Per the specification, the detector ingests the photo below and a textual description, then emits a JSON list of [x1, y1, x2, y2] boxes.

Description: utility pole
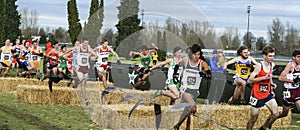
[[141, 9, 145, 26], [247, 6, 251, 50]]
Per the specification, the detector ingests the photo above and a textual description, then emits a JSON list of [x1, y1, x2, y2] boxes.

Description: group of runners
[[1, 38, 300, 129], [221, 45, 300, 130], [127, 44, 300, 130], [0, 39, 43, 78]]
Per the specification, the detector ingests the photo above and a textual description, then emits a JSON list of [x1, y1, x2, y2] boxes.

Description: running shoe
[[85, 99, 90, 106]]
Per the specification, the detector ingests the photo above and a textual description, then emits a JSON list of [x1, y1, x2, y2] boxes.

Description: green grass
[[0, 93, 100, 130], [1, 93, 298, 129]]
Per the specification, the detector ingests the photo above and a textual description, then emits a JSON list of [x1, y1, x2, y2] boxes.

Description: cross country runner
[[94, 39, 120, 90], [150, 46, 184, 105], [223, 45, 259, 105], [247, 46, 278, 130]]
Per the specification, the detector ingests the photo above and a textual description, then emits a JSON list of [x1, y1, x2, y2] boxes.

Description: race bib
[[249, 96, 258, 106], [283, 91, 291, 98], [187, 76, 196, 85], [259, 84, 268, 92], [32, 55, 38, 61], [4, 55, 9, 60], [82, 58, 87, 64], [241, 68, 248, 75], [102, 57, 108, 62], [25, 56, 29, 61]]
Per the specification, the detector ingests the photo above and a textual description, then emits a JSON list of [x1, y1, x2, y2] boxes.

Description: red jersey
[[68, 54, 73, 71], [46, 42, 52, 55], [50, 51, 59, 65], [251, 62, 272, 100]]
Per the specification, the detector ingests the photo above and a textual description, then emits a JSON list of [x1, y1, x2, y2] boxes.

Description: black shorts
[[184, 88, 200, 101], [250, 93, 274, 108], [47, 64, 58, 69]]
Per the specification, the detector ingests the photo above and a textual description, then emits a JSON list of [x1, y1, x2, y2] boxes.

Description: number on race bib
[[259, 84, 268, 92], [32, 56, 37, 61], [4, 55, 9, 60], [241, 68, 248, 75], [82, 58, 87, 64], [187, 76, 196, 85], [102, 57, 108, 62], [25, 56, 29, 61], [249, 96, 258, 106], [283, 91, 291, 98]]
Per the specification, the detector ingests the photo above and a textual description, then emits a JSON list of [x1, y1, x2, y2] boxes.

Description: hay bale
[[193, 105, 291, 129], [103, 89, 171, 106], [17, 85, 79, 105], [0, 78, 19, 93], [0, 77, 99, 93], [91, 104, 182, 129], [89, 104, 291, 129]]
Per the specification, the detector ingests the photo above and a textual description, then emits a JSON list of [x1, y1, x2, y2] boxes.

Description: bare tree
[[268, 18, 285, 54], [20, 7, 39, 38], [285, 22, 299, 54]]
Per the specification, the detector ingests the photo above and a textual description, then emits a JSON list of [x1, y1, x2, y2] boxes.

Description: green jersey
[[141, 54, 151, 68]]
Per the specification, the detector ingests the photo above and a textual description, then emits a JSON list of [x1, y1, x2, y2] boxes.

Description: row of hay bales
[[0, 78, 67, 93], [0, 78, 292, 129], [90, 104, 291, 129]]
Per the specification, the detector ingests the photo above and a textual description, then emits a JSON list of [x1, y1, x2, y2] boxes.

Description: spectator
[[152, 52, 158, 65], [217, 50, 226, 70], [209, 49, 223, 72]]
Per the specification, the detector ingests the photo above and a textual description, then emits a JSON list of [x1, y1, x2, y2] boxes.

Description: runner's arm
[[46, 49, 53, 58], [64, 46, 76, 54], [223, 57, 237, 69], [278, 63, 294, 83], [248, 64, 271, 83], [108, 47, 120, 60], [93, 46, 99, 51], [150, 58, 171, 71], [250, 56, 259, 65], [88, 45, 98, 59], [202, 61, 210, 71], [129, 51, 140, 56], [149, 43, 158, 53], [270, 64, 277, 90]]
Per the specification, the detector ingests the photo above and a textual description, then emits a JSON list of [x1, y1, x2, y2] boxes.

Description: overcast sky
[[16, 0, 300, 39]]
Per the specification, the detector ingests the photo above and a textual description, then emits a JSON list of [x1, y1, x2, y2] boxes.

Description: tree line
[[0, 0, 299, 56]]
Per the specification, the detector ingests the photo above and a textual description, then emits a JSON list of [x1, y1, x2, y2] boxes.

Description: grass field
[[0, 93, 100, 130], [1, 92, 300, 129]]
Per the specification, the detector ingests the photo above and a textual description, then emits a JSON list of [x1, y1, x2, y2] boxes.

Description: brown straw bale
[[17, 85, 79, 105]]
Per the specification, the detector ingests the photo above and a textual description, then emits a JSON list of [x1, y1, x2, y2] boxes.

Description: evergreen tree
[[115, 0, 143, 57], [4, 0, 21, 44], [40, 34, 47, 44], [67, 0, 82, 44], [82, 0, 104, 47], [0, 0, 5, 43]]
